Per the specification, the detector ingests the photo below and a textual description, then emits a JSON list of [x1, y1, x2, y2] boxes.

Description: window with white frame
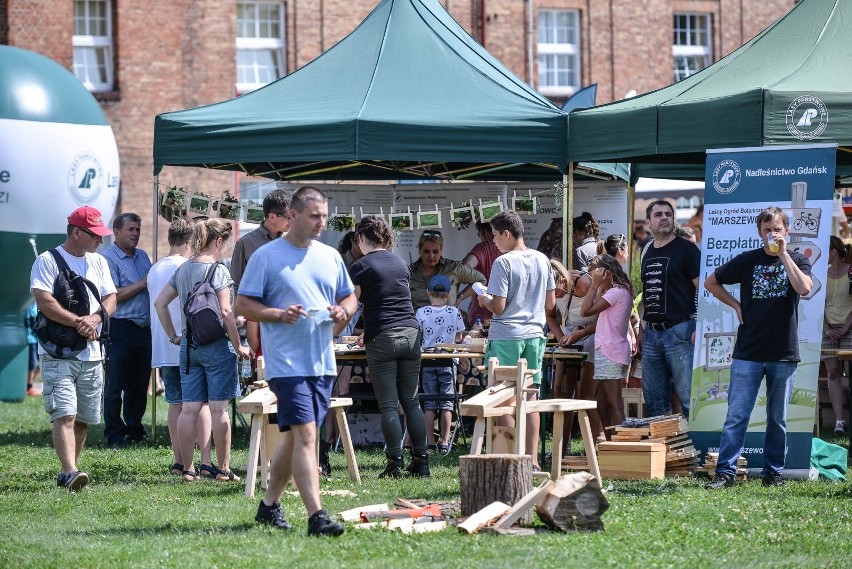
[[236, 2, 285, 94], [673, 13, 712, 82], [73, 0, 114, 92], [537, 9, 580, 97]]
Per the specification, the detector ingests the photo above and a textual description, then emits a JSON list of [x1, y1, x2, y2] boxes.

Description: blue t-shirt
[[238, 238, 354, 378]]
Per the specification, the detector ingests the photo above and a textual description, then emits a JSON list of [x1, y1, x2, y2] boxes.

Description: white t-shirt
[[416, 305, 465, 347], [148, 255, 187, 368], [30, 245, 117, 361]]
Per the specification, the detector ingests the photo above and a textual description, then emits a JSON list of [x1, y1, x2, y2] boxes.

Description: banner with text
[[691, 144, 836, 473]]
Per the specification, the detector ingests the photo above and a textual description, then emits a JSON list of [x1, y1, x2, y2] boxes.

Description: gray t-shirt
[[487, 249, 555, 340], [169, 261, 233, 335]]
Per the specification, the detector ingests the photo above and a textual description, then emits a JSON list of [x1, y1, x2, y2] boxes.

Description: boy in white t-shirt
[[416, 275, 465, 453]]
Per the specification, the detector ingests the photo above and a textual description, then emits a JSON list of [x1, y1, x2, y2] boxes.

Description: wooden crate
[[597, 442, 666, 480]]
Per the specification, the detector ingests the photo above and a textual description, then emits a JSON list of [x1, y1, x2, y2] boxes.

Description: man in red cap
[[30, 206, 117, 491]]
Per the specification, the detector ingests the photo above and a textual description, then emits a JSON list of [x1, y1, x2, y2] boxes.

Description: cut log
[[459, 454, 534, 525], [457, 501, 512, 534], [535, 472, 609, 532], [338, 503, 388, 523], [495, 480, 554, 528]]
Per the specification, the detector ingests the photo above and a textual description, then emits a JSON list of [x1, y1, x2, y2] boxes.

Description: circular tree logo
[[786, 96, 828, 140], [68, 152, 104, 204], [712, 159, 741, 195]]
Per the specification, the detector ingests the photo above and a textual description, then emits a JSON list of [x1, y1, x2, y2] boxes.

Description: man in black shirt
[[640, 200, 701, 417], [704, 207, 812, 489]]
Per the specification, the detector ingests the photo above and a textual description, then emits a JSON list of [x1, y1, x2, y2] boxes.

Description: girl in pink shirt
[[580, 254, 634, 437]]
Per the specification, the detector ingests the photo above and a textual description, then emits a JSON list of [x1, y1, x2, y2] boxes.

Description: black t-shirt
[[641, 237, 700, 322], [349, 250, 420, 342], [714, 248, 811, 362]]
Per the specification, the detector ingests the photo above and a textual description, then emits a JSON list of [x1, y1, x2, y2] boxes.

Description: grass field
[[1, 395, 851, 568]]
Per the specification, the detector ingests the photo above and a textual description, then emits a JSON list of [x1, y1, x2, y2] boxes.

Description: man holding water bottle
[[704, 206, 812, 489]]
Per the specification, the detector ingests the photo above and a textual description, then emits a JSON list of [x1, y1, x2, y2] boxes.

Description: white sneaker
[[834, 420, 846, 435]]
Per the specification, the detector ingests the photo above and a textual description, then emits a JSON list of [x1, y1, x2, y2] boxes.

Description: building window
[[673, 13, 712, 81], [537, 9, 580, 97], [236, 1, 285, 94], [73, 0, 114, 92]]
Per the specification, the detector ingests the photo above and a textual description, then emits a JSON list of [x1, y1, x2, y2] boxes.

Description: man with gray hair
[[102, 212, 153, 448]]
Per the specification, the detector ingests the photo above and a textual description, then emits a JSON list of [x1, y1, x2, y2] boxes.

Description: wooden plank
[[399, 521, 448, 534], [495, 481, 555, 528], [598, 441, 666, 452], [334, 406, 361, 484], [614, 426, 650, 435], [338, 504, 389, 523], [457, 501, 512, 534]]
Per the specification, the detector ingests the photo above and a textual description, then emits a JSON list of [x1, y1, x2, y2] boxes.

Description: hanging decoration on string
[[244, 200, 265, 224], [416, 205, 442, 230], [160, 185, 188, 222], [188, 191, 212, 217], [449, 201, 475, 230], [390, 207, 414, 231], [213, 191, 240, 220], [552, 181, 565, 213], [327, 207, 356, 232], [478, 197, 504, 223], [512, 189, 537, 216], [359, 207, 386, 224]]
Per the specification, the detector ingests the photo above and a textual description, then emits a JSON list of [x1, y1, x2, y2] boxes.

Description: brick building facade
[[2, 0, 795, 252]]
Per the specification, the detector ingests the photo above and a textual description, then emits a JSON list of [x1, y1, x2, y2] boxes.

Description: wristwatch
[[171, 334, 180, 344]]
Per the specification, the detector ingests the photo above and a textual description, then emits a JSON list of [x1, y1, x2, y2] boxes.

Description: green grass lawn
[[2, 395, 852, 568]]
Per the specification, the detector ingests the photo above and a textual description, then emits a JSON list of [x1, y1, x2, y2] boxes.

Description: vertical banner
[[691, 144, 836, 475]]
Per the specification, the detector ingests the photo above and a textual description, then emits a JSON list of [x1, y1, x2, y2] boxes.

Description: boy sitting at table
[[416, 275, 465, 453]]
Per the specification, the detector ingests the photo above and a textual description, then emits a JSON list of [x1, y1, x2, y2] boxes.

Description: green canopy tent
[[566, 0, 852, 182], [153, 0, 624, 184]]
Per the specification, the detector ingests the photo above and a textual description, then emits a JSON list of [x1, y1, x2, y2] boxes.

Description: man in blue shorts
[[236, 186, 357, 537], [475, 209, 555, 471]]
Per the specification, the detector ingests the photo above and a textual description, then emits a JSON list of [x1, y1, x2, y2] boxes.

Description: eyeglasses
[[75, 226, 99, 239], [421, 230, 442, 239], [270, 211, 289, 220]]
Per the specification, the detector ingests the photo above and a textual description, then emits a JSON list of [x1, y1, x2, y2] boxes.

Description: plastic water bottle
[[240, 339, 252, 380], [471, 317, 484, 338]]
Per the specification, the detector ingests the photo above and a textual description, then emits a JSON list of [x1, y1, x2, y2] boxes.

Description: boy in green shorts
[[475, 210, 556, 470]]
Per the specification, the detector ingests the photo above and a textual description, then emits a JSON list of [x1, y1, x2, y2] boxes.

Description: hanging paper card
[[512, 193, 537, 215], [417, 209, 442, 229], [188, 192, 212, 216], [359, 207, 386, 224], [449, 202, 475, 230], [215, 193, 240, 220], [390, 211, 414, 231], [478, 198, 503, 223], [162, 185, 187, 210], [244, 201, 265, 224], [328, 211, 356, 232]]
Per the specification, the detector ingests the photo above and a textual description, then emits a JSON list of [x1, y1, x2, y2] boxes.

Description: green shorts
[[484, 337, 546, 384]]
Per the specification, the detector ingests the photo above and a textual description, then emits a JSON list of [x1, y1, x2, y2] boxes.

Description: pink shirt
[[594, 287, 632, 365]]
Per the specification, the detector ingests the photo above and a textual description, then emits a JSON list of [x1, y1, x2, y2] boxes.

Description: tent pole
[[564, 166, 573, 269], [151, 175, 159, 442], [627, 175, 635, 264]]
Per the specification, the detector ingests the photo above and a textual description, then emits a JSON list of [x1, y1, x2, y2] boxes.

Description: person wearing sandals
[[349, 216, 430, 478], [154, 219, 250, 483], [236, 187, 355, 536], [148, 218, 213, 477]]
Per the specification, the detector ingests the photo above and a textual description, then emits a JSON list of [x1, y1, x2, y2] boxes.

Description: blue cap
[[428, 274, 452, 293]]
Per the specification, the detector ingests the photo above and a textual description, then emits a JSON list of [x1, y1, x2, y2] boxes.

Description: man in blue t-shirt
[[236, 187, 356, 537], [704, 207, 812, 490]]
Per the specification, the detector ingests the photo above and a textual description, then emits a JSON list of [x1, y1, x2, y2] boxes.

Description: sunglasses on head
[[618, 234, 626, 249], [422, 230, 442, 239]]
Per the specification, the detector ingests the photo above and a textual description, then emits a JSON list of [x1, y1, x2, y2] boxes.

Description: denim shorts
[[40, 355, 103, 424], [593, 348, 629, 381], [159, 365, 183, 405], [421, 366, 454, 411], [268, 375, 334, 432], [179, 337, 239, 403]]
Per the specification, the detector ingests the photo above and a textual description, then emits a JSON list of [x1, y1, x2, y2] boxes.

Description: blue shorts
[[28, 343, 39, 372], [159, 366, 183, 405], [179, 337, 239, 403], [421, 366, 454, 411], [268, 375, 334, 432]]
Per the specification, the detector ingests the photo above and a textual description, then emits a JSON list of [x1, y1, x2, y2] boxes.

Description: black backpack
[[183, 262, 227, 348], [34, 248, 110, 359]]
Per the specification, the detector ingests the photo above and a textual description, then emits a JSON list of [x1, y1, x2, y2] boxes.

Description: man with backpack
[[102, 213, 153, 448], [30, 206, 117, 491]]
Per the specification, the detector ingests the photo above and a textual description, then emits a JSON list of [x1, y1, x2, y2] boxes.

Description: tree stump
[[459, 454, 534, 525]]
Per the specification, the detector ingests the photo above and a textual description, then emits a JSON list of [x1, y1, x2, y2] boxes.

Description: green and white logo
[[67, 151, 103, 204], [785, 96, 828, 141]]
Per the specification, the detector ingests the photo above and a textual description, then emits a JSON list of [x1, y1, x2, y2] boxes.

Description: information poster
[[690, 144, 836, 474]]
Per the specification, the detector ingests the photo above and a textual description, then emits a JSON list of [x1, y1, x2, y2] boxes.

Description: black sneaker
[[404, 453, 431, 478], [255, 500, 292, 530], [57, 470, 89, 492], [762, 472, 786, 487], [378, 456, 403, 479], [706, 473, 735, 489], [307, 509, 344, 537]]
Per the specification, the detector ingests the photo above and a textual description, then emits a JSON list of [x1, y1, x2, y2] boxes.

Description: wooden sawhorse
[[525, 398, 601, 482], [237, 388, 360, 498]]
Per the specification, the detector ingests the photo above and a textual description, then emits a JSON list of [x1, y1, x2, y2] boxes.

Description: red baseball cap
[[68, 206, 112, 237]]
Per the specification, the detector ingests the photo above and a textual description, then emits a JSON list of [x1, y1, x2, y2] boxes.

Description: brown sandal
[[182, 470, 199, 482]]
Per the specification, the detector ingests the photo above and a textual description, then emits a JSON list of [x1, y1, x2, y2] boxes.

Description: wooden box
[[597, 442, 666, 480]]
